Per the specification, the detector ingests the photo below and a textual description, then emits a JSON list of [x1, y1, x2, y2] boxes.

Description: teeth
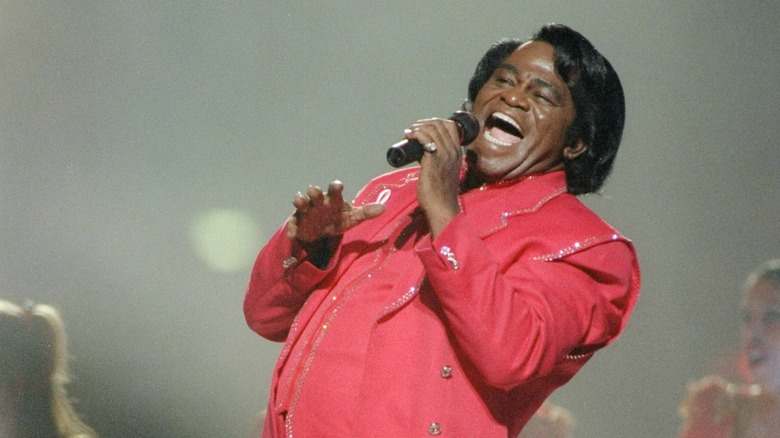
[[492, 112, 521, 134], [483, 130, 513, 146], [483, 111, 522, 147]]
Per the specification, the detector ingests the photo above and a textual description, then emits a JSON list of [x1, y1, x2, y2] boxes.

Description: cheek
[[534, 118, 572, 151], [473, 86, 497, 107], [534, 108, 572, 135], [740, 325, 750, 344], [766, 325, 780, 347]]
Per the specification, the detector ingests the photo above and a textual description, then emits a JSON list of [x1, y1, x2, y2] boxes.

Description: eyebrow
[[496, 63, 564, 102]]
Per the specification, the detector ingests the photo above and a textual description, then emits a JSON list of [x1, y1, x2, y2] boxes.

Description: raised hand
[[286, 180, 386, 243]]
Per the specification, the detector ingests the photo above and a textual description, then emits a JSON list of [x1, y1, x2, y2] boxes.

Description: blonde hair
[[744, 259, 780, 290], [0, 300, 96, 438]]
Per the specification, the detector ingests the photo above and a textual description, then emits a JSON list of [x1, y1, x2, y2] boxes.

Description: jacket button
[[440, 365, 453, 378], [428, 422, 442, 435]]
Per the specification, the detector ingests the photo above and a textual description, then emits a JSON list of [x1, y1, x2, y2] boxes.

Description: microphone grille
[[450, 111, 479, 145]]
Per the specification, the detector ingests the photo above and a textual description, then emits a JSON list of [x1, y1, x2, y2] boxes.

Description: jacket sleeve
[[243, 220, 341, 342], [415, 212, 638, 390], [242, 170, 398, 343]]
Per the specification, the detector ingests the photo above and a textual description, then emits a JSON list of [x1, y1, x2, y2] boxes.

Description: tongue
[[489, 126, 522, 144]]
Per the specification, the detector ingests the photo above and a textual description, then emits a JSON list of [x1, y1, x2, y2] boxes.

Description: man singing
[[245, 23, 640, 437]]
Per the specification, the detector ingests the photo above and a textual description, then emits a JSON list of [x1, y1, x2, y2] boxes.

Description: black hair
[[465, 24, 625, 194]]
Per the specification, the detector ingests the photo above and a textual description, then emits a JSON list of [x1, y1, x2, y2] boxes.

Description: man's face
[[467, 41, 584, 183]]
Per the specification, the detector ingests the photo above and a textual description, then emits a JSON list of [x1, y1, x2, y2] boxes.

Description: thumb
[[351, 203, 386, 224]]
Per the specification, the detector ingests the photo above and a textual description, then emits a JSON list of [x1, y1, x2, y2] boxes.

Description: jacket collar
[[459, 170, 568, 237]]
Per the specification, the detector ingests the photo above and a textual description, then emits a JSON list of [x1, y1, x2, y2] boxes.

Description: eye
[[493, 72, 514, 86], [763, 309, 780, 324], [534, 92, 552, 104]]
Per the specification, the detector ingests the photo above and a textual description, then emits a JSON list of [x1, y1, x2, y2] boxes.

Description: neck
[[459, 167, 548, 194], [458, 169, 484, 193]]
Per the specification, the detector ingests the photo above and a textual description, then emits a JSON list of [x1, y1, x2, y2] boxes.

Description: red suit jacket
[[245, 168, 640, 437]]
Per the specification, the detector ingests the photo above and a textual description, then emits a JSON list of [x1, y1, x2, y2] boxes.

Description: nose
[[501, 89, 529, 110], [744, 317, 764, 342]]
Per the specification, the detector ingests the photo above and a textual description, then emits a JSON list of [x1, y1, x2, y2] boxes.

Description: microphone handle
[[386, 139, 424, 168]]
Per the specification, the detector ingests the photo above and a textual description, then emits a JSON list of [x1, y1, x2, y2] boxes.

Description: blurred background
[[1, 1, 778, 437]]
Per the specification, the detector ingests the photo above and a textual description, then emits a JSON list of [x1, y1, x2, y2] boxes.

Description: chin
[[752, 369, 780, 394]]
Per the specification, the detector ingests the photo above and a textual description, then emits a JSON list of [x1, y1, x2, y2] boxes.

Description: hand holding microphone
[[386, 111, 479, 168]]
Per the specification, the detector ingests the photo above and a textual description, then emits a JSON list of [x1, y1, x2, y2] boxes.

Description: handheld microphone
[[386, 111, 479, 168]]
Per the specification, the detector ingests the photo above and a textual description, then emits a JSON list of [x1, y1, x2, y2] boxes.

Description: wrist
[[299, 236, 340, 269], [424, 207, 458, 240]]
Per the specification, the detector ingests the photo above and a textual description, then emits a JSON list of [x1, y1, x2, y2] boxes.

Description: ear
[[563, 140, 588, 160]]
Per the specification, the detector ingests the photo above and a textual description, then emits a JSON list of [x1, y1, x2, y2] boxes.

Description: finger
[[404, 123, 435, 144], [404, 128, 438, 159], [292, 191, 310, 213], [360, 203, 386, 220], [405, 120, 460, 154], [350, 203, 386, 225], [285, 216, 299, 239], [326, 180, 344, 206], [444, 118, 460, 140], [307, 185, 324, 207], [427, 119, 460, 150]]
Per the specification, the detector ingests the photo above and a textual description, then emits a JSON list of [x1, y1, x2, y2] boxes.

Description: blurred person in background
[[518, 401, 574, 438], [0, 300, 96, 438], [679, 259, 780, 437]]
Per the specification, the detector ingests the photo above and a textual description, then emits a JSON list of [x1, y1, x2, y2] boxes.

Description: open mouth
[[748, 349, 767, 366], [484, 112, 523, 147]]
